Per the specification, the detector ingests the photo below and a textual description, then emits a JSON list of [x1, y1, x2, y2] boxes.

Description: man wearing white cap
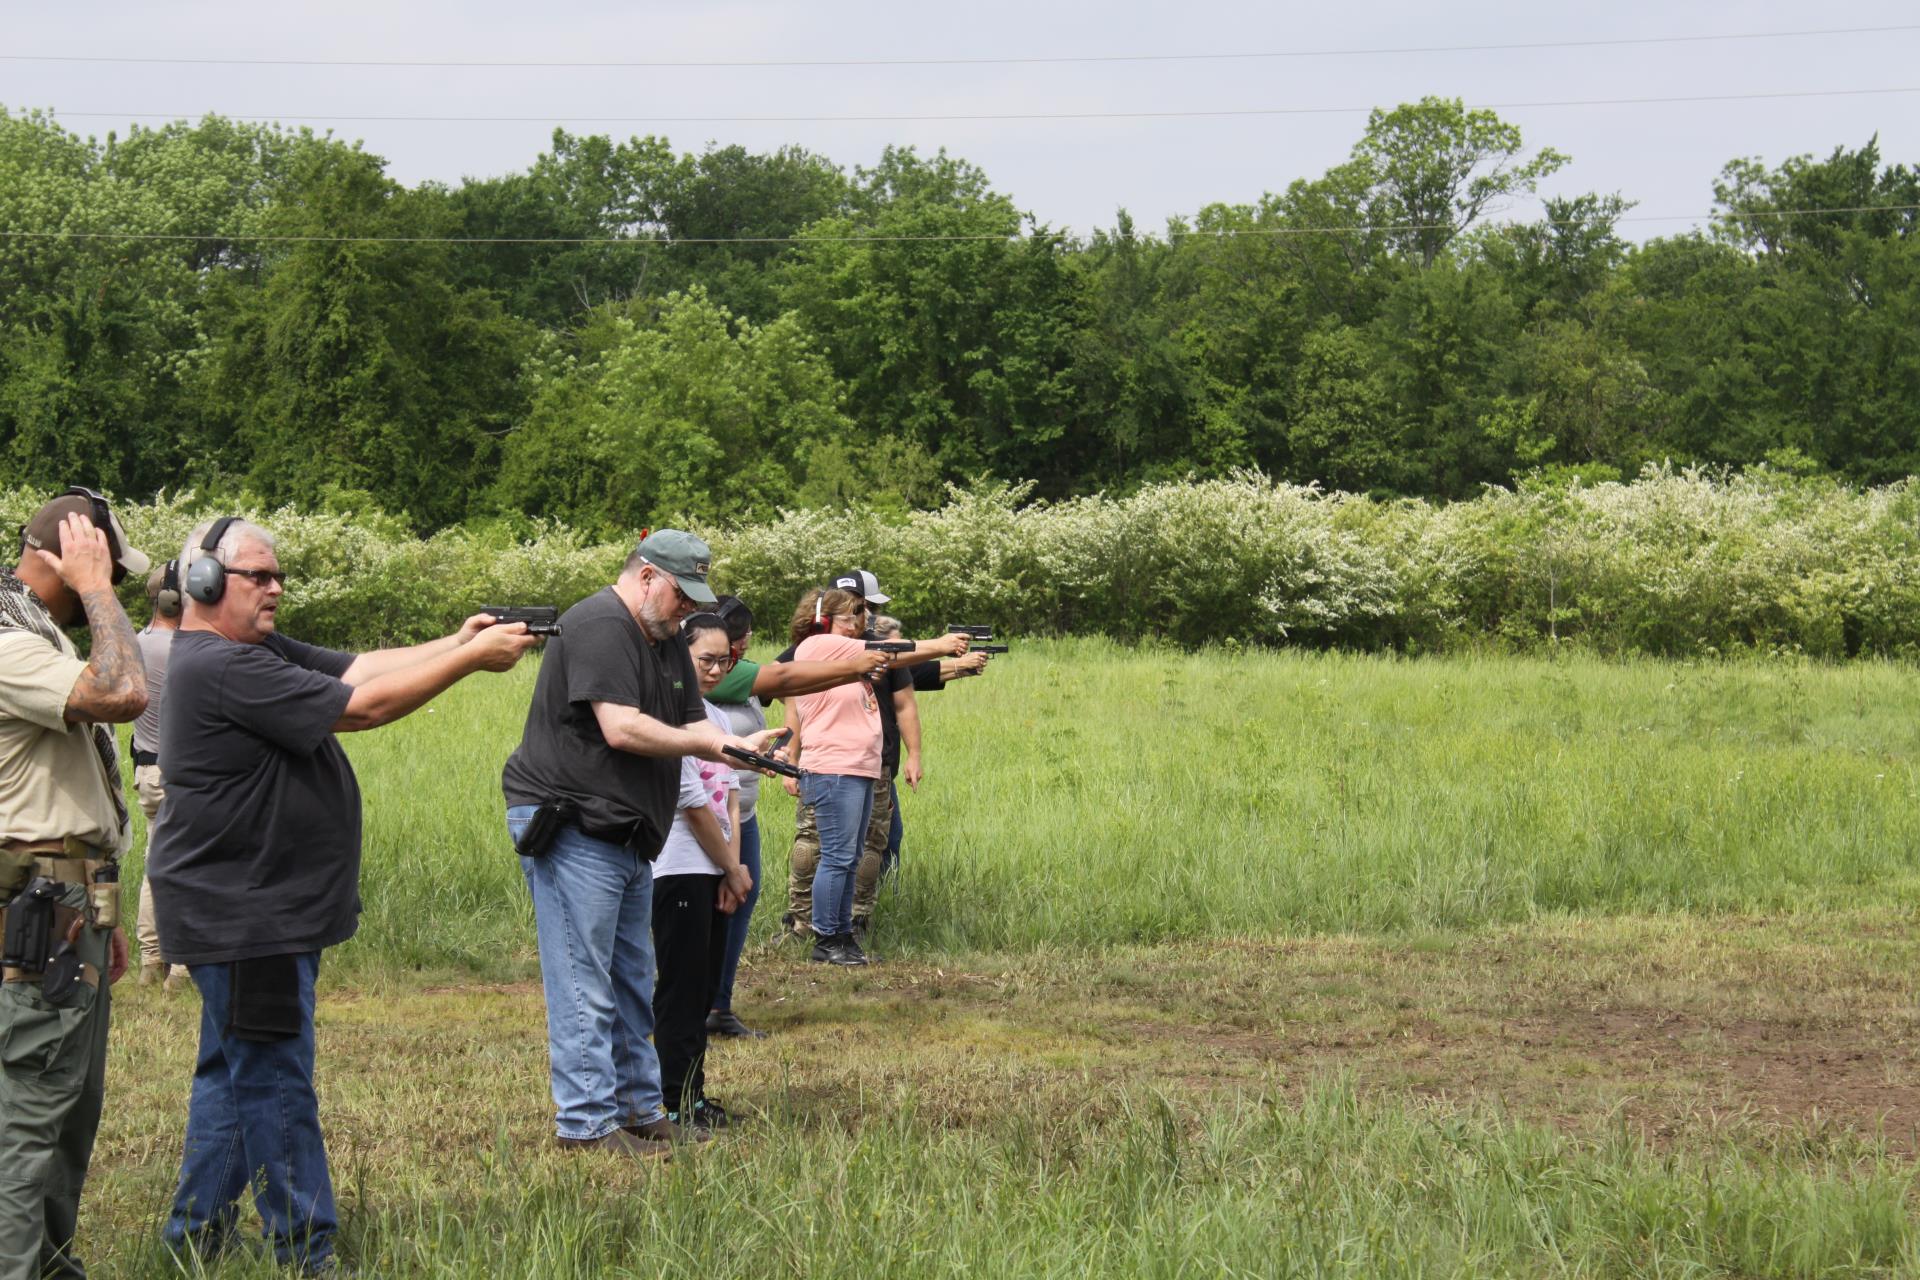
[[0, 487, 149, 1280]]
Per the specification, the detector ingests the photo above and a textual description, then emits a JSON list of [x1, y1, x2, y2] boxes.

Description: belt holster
[[1, 879, 60, 972]]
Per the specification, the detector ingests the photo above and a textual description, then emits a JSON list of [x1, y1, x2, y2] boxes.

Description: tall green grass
[[125, 642, 1920, 979], [109, 1080, 1916, 1278]]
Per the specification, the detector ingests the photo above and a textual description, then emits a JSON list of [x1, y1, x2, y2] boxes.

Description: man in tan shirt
[[0, 490, 148, 1280]]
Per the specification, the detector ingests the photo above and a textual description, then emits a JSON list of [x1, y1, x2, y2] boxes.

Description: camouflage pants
[[787, 769, 893, 935]]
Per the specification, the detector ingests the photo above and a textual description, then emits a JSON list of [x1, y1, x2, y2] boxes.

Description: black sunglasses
[[222, 567, 287, 589]]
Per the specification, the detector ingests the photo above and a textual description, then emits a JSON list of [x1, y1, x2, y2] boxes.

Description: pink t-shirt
[[792, 633, 882, 779]]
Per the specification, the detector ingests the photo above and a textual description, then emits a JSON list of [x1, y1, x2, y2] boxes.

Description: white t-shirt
[[651, 700, 739, 878]]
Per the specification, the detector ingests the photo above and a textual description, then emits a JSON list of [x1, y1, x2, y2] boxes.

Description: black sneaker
[[810, 933, 869, 966], [690, 1097, 732, 1130], [706, 1009, 768, 1039]]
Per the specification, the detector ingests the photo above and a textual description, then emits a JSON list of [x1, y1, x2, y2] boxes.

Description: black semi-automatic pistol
[[480, 605, 562, 636], [948, 624, 1008, 655], [722, 746, 803, 780]]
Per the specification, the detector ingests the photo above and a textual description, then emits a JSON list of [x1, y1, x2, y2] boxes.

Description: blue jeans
[[711, 812, 761, 1013], [804, 773, 875, 938], [507, 806, 665, 1139], [164, 952, 334, 1271]]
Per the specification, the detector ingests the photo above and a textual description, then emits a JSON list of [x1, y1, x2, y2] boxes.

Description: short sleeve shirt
[[707, 657, 758, 705], [789, 634, 882, 779], [146, 629, 358, 965], [0, 629, 125, 850], [501, 588, 704, 857], [653, 701, 740, 878], [130, 625, 173, 756], [707, 657, 765, 817]]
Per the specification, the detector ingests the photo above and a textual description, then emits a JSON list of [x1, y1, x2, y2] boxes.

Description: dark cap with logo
[[634, 529, 718, 604], [831, 568, 889, 605], [21, 489, 151, 585]]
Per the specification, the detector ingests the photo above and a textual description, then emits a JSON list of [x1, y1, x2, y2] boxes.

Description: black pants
[[651, 874, 727, 1113]]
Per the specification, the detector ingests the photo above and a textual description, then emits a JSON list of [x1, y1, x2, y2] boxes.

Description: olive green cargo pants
[[0, 893, 112, 1280], [786, 769, 894, 934]]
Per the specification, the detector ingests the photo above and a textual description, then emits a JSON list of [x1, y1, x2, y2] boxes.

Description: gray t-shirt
[[147, 629, 358, 965], [715, 694, 767, 820], [130, 624, 173, 757]]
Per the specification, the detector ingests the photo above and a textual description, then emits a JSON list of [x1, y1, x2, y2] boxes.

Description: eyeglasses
[[223, 567, 287, 589], [691, 652, 732, 671]]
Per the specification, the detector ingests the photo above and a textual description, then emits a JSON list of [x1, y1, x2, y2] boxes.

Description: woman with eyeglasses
[[647, 612, 753, 1132]]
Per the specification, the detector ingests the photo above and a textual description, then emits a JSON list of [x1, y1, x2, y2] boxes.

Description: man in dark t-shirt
[[148, 516, 538, 1273], [502, 530, 780, 1157]]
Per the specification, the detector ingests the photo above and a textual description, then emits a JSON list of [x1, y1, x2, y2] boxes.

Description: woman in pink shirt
[[784, 587, 883, 965]]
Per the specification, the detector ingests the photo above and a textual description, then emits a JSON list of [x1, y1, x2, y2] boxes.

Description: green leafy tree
[[775, 147, 1080, 494], [492, 287, 857, 530], [1350, 97, 1569, 270], [207, 141, 532, 528]]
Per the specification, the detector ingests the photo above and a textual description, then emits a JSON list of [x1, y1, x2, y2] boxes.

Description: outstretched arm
[[342, 613, 502, 686], [336, 624, 537, 732], [751, 652, 890, 699]]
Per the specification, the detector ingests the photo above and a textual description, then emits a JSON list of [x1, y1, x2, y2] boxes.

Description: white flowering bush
[[9, 466, 1920, 656]]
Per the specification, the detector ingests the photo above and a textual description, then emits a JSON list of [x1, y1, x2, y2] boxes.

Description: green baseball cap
[[634, 529, 717, 604]]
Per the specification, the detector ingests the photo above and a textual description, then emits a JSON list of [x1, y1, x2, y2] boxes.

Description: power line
[[0, 206, 1910, 249], [35, 85, 1920, 127], [3, 23, 1915, 70]]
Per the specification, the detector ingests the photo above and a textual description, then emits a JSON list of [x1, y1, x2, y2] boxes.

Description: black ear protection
[[184, 517, 240, 605], [62, 486, 126, 584], [155, 559, 183, 618]]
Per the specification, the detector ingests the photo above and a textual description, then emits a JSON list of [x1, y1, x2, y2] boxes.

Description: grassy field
[[89, 643, 1920, 1276]]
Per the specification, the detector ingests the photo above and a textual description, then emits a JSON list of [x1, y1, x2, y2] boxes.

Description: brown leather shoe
[[555, 1129, 670, 1160]]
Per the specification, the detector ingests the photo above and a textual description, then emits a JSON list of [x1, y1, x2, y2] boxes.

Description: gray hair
[[181, 519, 275, 570], [873, 614, 903, 638]]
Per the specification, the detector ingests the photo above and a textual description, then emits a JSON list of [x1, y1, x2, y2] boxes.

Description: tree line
[[1, 99, 1915, 533]]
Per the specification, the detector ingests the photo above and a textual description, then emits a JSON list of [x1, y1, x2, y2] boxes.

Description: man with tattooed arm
[[0, 490, 150, 1280]]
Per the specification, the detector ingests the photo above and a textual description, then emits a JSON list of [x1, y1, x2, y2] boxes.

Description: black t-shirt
[[502, 588, 703, 857], [774, 641, 917, 773], [147, 629, 359, 965]]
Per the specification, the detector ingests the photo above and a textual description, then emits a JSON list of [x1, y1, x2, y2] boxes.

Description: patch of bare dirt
[[1112, 1006, 1920, 1155]]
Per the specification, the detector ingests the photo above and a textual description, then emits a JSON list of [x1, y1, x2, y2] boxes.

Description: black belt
[[131, 749, 159, 767]]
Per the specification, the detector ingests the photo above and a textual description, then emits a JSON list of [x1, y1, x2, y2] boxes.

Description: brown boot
[[139, 962, 164, 987], [626, 1114, 714, 1145], [163, 965, 190, 993], [555, 1129, 671, 1160]]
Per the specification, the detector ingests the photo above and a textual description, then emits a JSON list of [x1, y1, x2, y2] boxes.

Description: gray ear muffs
[[155, 559, 183, 618], [184, 517, 239, 605], [62, 486, 126, 584]]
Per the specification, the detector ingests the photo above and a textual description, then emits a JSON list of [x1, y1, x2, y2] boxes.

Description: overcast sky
[[5, 1, 1915, 240]]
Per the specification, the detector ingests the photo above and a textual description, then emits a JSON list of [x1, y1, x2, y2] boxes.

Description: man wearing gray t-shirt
[[131, 561, 187, 988]]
